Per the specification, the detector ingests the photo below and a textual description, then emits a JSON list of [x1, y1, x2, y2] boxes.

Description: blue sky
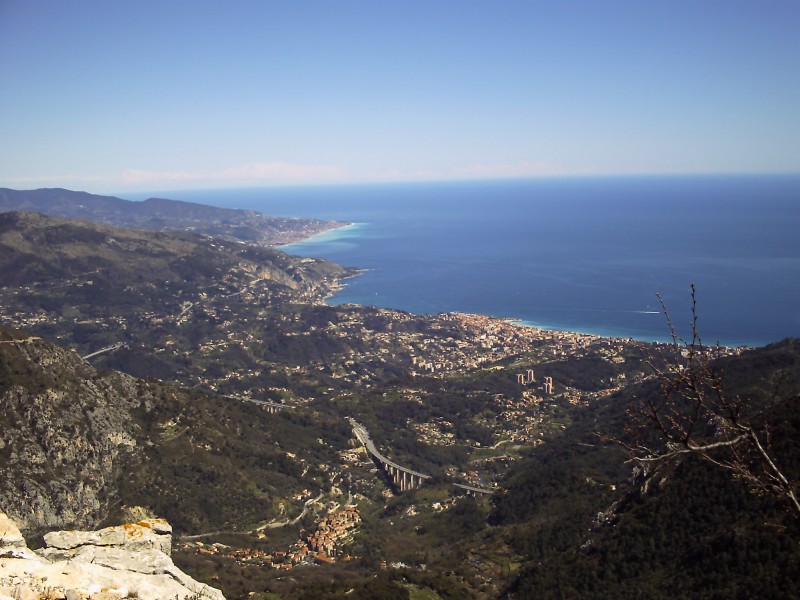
[[1, 0, 798, 193]]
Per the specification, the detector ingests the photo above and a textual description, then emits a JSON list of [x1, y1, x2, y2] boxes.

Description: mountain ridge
[[0, 202, 798, 598], [0, 187, 346, 246]]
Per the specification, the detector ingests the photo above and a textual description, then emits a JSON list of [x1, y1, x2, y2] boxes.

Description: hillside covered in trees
[[0, 206, 797, 598]]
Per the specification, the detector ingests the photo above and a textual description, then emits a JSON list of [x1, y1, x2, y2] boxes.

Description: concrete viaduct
[[349, 418, 430, 491], [225, 395, 292, 414], [349, 418, 492, 495], [81, 342, 125, 360]]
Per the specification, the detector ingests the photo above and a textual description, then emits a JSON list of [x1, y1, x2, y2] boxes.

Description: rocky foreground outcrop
[[0, 510, 223, 599]]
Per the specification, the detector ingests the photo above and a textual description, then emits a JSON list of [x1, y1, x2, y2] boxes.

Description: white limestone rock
[[0, 510, 25, 548], [0, 510, 39, 561], [0, 512, 224, 600], [44, 518, 172, 555]]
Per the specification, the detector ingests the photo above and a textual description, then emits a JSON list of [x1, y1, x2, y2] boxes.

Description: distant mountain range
[[0, 187, 346, 246]]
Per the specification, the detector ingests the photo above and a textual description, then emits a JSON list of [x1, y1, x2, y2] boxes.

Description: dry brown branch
[[621, 284, 800, 518]]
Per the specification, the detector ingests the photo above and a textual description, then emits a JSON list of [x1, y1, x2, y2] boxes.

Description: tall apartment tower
[[544, 376, 553, 395], [527, 369, 535, 383]]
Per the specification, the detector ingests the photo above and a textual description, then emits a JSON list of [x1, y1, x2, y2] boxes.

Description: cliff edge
[[0, 510, 224, 599]]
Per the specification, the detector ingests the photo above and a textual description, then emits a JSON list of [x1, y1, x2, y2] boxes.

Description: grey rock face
[[0, 336, 146, 535]]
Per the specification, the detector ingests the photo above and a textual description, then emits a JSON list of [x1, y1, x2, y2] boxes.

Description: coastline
[[318, 268, 370, 304], [277, 222, 364, 252], [260, 179, 791, 349], [508, 317, 672, 346], [324, 282, 751, 349], [287, 246, 758, 349], [304, 259, 755, 349], [147, 178, 799, 348], [319, 277, 760, 349]]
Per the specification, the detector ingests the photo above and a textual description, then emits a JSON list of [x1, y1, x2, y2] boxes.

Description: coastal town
[[1, 0, 797, 589], [0, 234, 748, 474], [0, 212, 759, 598]]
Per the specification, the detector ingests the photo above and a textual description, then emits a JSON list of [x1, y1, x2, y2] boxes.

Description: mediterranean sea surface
[[128, 175, 800, 347]]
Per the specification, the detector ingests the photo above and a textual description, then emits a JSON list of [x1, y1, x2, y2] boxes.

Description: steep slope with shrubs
[[494, 339, 800, 598], [0, 326, 342, 538]]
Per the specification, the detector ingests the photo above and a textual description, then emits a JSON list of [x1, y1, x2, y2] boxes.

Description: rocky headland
[[0, 187, 347, 247], [0, 202, 798, 598]]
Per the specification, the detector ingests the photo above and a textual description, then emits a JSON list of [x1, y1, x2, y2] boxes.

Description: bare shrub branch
[[621, 284, 800, 518]]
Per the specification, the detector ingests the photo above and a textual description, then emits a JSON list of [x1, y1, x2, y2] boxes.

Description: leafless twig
[[620, 284, 799, 518]]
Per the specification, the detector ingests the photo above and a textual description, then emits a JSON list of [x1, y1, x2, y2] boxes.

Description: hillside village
[[0, 208, 780, 600]]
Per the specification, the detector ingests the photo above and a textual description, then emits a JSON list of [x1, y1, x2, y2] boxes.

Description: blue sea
[[127, 175, 800, 347]]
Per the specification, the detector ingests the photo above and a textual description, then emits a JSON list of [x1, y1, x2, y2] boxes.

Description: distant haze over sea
[[125, 175, 800, 347]]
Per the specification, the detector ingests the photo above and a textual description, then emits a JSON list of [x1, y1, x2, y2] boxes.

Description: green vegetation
[[0, 209, 798, 599]]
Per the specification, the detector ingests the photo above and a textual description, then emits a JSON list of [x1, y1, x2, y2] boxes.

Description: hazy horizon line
[[4, 170, 800, 199]]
